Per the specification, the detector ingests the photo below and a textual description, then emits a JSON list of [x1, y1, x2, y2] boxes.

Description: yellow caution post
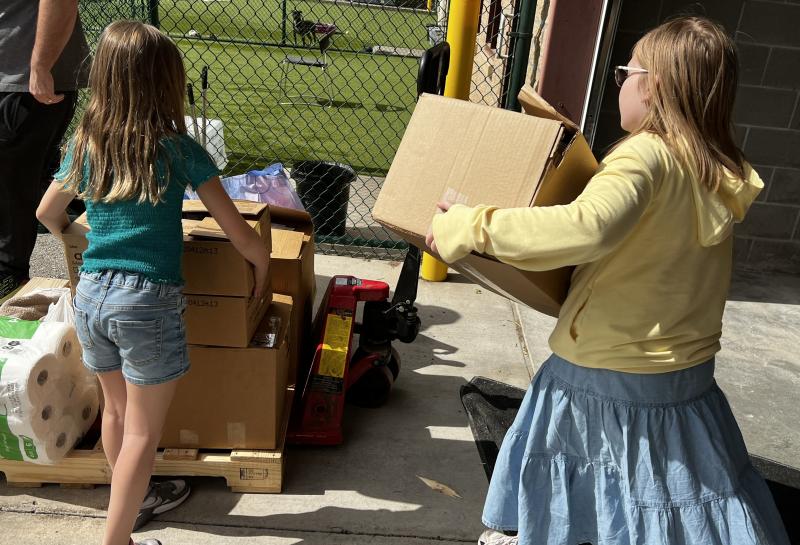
[[421, 0, 481, 282]]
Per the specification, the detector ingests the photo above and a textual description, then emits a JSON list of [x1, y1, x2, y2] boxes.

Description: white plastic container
[[185, 116, 228, 170]]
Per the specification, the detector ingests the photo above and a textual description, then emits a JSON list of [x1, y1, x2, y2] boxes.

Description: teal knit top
[[55, 135, 220, 285]]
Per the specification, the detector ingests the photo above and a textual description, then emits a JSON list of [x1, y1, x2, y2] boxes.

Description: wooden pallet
[[0, 390, 293, 494]]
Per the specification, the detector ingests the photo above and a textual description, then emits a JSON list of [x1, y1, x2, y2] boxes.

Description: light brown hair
[[630, 16, 746, 190], [62, 21, 187, 204]]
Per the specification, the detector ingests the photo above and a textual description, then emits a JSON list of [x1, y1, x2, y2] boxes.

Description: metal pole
[[442, 0, 480, 100], [148, 0, 160, 28], [420, 0, 480, 283], [282, 0, 288, 45], [502, 0, 535, 111]]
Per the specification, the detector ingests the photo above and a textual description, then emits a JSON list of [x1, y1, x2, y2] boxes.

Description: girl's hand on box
[[437, 200, 453, 213], [198, 177, 271, 301], [425, 200, 453, 254], [425, 231, 438, 255]]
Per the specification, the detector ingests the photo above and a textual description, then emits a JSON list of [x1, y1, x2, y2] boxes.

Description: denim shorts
[[73, 270, 189, 386]]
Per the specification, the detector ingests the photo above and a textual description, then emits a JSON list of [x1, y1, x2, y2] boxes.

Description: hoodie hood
[[690, 162, 763, 247]]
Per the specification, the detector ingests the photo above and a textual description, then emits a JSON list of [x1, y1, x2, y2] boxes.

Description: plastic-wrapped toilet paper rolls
[[20, 415, 80, 464], [5, 383, 66, 440], [30, 322, 82, 371], [67, 385, 99, 430], [0, 350, 63, 408]]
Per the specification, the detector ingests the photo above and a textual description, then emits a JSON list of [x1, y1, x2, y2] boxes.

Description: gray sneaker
[[134, 540, 162, 545], [478, 530, 518, 545], [133, 479, 191, 531]]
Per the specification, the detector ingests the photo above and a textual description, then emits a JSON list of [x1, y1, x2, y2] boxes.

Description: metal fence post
[[282, 0, 288, 45], [502, 0, 535, 111], [148, 0, 160, 28]]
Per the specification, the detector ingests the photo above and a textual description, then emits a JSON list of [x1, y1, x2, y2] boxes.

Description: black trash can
[[293, 161, 355, 237]]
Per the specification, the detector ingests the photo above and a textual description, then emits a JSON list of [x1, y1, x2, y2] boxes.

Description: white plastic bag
[[41, 290, 74, 326]]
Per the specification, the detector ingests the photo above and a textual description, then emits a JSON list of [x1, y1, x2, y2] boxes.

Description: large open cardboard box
[[372, 87, 598, 316], [269, 207, 315, 385], [181, 200, 271, 297], [161, 295, 293, 450]]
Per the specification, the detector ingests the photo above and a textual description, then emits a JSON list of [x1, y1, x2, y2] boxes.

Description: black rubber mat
[[459, 376, 525, 482]]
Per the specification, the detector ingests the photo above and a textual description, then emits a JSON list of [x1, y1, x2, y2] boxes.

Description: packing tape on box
[[180, 429, 200, 446], [227, 422, 246, 446]]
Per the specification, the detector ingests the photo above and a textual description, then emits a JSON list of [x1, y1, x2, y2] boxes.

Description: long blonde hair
[[62, 21, 187, 204], [629, 16, 745, 191]]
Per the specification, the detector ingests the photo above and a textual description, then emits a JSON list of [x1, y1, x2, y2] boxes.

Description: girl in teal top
[[37, 21, 270, 545]]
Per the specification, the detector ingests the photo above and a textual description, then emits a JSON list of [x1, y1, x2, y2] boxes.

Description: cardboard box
[[182, 200, 271, 297], [161, 295, 293, 450], [372, 89, 598, 316], [269, 206, 315, 385], [62, 217, 90, 291], [61, 200, 272, 298], [185, 289, 272, 348], [16, 277, 70, 295]]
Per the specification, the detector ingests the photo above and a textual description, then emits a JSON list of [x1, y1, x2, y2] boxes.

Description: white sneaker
[[478, 529, 519, 544]]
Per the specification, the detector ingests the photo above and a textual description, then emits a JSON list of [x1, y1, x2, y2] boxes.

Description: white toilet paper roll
[[66, 385, 100, 434], [5, 384, 64, 442], [0, 350, 63, 408], [31, 322, 82, 363], [21, 415, 79, 465]]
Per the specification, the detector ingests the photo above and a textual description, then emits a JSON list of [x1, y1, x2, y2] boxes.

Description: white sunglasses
[[614, 65, 649, 87]]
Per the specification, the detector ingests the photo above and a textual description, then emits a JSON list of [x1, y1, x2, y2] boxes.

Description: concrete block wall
[[593, 0, 800, 273]]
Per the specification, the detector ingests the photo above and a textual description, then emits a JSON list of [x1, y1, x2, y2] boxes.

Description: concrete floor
[[1, 236, 798, 544]]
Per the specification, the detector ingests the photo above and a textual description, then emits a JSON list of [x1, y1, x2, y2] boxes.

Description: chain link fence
[[76, 0, 524, 259]]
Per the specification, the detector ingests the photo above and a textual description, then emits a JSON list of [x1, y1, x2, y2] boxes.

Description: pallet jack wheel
[[347, 347, 401, 409]]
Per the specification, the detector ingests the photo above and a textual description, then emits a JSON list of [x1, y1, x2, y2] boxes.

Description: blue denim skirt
[[482, 354, 790, 545]]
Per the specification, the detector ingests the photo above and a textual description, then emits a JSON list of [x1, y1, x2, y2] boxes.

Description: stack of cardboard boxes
[[61, 200, 316, 451]]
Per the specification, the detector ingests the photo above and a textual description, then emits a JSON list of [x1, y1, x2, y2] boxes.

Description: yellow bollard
[[422, 252, 449, 281], [443, 0, 481, 101], [421, 0, 481, 282]]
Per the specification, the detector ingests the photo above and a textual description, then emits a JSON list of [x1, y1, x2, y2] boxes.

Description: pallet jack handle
[[386, 42, 452, 332]]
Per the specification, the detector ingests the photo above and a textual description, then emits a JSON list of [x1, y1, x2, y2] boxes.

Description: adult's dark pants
[[0, 91, 77, 280]]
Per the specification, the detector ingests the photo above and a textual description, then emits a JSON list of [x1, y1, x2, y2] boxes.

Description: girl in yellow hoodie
[[427, 17, 790, 545]]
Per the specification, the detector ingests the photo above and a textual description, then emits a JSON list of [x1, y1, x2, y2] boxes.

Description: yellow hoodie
[[432, 133, 763, 373]]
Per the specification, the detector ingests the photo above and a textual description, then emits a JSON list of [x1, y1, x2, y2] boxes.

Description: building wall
[[594, 0, 800, 273]]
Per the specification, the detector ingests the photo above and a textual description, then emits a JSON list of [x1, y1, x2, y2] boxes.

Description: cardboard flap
[[271, 228, 305, 259], [269, 205, 312, 224], [269, 205, 314, 236], [518, 85, 580, 133], [182, 219, 201, 237], [182, 199, 268, 217], [189, 217, 259, 240]]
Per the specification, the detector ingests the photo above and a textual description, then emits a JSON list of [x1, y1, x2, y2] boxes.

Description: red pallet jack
[[287, 246, 422, 445], [287, 42, 449, 446]]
